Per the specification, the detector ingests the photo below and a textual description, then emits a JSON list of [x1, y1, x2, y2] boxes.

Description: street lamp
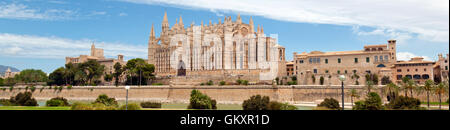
[[125, 86, 130, 110], [338, 75, 346, 110]]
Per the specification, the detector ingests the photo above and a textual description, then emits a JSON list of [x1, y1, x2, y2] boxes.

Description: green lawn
[[421, 102, 449, 106], [0, 106, 70, 110]]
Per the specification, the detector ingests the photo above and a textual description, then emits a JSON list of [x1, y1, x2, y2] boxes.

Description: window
[[353, 70, 357, 73], [375, 56, 378, 62], [397, 69, 402, 72], [407, 69, 410, 72], [366, 57, 370, 63], [325, 59, 328, 64], [415, 69, 418, 72], [397, 75, 402, 79], [338, 58, 341, 63], [345, 70, 348, 74], [325, 70, 329, 73], [309, 58, 312, 64], [384, 55, 388, 62], [354, 58, 358, 63], [446, 66, 448, 70], [300, 60, 304, 64], [424, 69, 427, 72], [314, 69, 317, 74], [317, 58, 320, 63], [379, 55, 383, 62]]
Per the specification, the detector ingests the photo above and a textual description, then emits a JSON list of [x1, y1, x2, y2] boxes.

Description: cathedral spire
[[237, 13, 242, 24], [150, 24, 155, 41], [163, 11, 168, 24], [162, 11, 169, 33], [257, 25, 260, 34], [249, 17, 254, 33], [179, 15, 183, 25]]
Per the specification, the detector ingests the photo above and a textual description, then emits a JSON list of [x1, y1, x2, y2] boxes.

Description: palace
[[148, 12, 286, 84], [293, 40, 397, 85]]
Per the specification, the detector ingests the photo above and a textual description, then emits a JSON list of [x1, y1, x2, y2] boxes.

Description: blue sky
[[0, 0, 448, 73]]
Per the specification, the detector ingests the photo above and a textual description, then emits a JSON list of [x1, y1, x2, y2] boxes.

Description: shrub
[[46, 97, 70, 107], [353, 92, 384, 110], [242, 95, 270, 110], [67, 85, 72, 90], [268, 101, 297, 110], [152, 83, 163, 86], [94, 94, 118, 107], [242, 80, 249, 85], [30, 86, 36, 93], [386, 96, 421, 110], [206, 80, 214, 86], [317, 98, 341, 110], [71, 102, 117, 110], [312, 75, 316, 84], [187, 89, 216, 109], [287, 81, 297, 85], [447, 99, 449, 104], [219, 81, 226, 86], [0, 99, 13, 106], [1, 88, 6, 91], [9, 92, 38, 106], [319, 76, 324, 85], [119, 103, 141, 110], [9, 86, 13, 92], [236, 79, 243, 85], [200, 83, 205, 86], [140, 102, 162, 108]]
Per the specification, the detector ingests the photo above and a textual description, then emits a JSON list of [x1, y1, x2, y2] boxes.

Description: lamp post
[[125, 86, 130, 110], [338, 75, 346, 110]]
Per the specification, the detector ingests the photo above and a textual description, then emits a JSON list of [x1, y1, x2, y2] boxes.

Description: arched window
[[377, 64, 386, 68], [413, 74, 421, 79], [405, 75, 412, 79], [422, 74, 430, 79]]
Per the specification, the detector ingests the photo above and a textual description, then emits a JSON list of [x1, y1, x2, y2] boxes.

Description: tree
[[381, 76, 391, 85], [351, 73, 360, 85], [317, 98, 341, 110], [311, 75, 316, 84], [82, 60, 105, 85], [319, 76, 324, 85], [0, 78, 4, 86], [419, 80, 434, 109], [434, 82, 449, 110], [365, 74, 379, 85], [14, 69, 48, 85], [383, 83, 399, 102], [242, 95, 270, 110], [113, 62, 124, 87], [349, 89, 360, 108], [353, 92, 383, 110], [48, 67, 66, 86], [125, 58, 155, 85], [104, 73, 113, 84], [401, 77, 416, 97], [365, 81, 374, 94], [188, 89, 217, 109], [9, 92, 38, 106]]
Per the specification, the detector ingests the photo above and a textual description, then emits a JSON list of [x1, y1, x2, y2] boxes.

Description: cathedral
[[148, 12, 286, 84]]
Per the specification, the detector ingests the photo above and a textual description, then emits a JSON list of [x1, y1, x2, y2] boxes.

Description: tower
[[388, 39, 397, 62], [249, 17, 254, 34], [161, 11, 170, 46], [148, 24, 156, 65], [90, 43, 95, 57]]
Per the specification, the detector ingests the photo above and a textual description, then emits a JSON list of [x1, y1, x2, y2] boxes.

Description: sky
[[0, 0, 448, 73]]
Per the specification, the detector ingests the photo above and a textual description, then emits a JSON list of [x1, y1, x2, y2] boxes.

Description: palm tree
[[434, 82, 449, 110], [401, 77, 415, 97], [384, 83, 399, 102], [365, 80, 374, 94], [348, 89, 360, 108], [419, 80, 434, 109]]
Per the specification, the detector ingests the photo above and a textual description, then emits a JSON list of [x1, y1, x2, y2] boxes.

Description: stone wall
[[0, 85, 447, 104]]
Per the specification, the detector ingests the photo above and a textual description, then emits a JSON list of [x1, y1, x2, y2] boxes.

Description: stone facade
[[65, 43, 126, 74], [1, 67, 20, 79], [286, 61, 294, 76], [148, 12, 286, 84], [293, 40, 397, 85], [393, 57, 435, 84], [436, 53, 449, 82], [1, 85, 447, 103]]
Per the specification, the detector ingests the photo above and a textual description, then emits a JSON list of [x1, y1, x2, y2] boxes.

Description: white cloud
[[0, 3, 76, 20], [119, 0, 449, 42], [90, 11, 107, 16], [397, 52, 433, 61], [119, 12, 128, 16], [0, 33, 147, 60]]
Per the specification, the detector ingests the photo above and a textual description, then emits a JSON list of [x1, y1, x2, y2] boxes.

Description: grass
[[0, 106, 70, 110], [421, 102, 449, 106]]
